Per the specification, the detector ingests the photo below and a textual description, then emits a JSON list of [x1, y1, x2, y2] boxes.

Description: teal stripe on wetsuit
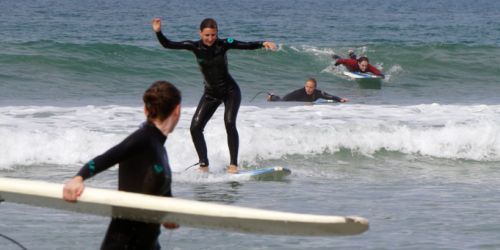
[[87, 160, 96, 175]]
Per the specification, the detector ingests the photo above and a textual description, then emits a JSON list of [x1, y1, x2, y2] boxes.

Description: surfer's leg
[[223, 84, 241, 173], [101, 219, 132, 250], [348, 49, 357, 59], [101, 219, 161, 250], [190, 93, 221, 169]]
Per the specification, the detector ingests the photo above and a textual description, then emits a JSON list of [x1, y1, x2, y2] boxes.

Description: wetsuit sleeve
[[367, 64, 382, 76], [319, 91, 342, 102], [225, 38, 264, 50], [268, 95, 281, 101], [155, 31, 197, 51], [282, 88, 304, 101], [334, 58, 349, 66], [76, 131, 145, 180]]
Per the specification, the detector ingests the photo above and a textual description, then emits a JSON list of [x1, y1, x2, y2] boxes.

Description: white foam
[[1, 103, 499, 170], [383, 64, 404, 82]]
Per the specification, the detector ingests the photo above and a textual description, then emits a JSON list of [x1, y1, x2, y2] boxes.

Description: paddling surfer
[[333, 55, 384, 78], [267, 78, 348, 102]]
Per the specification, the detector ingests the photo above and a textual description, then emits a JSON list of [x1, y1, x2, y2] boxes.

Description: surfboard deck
[[342, 71, 382, 89], [0, 177, 369, 236], [234, 166, 291, 181], [343, 71, 382, 79], [313, 98, 337, 104]]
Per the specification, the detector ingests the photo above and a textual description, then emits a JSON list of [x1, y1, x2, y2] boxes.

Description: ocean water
[[1, 0, 500, 249]]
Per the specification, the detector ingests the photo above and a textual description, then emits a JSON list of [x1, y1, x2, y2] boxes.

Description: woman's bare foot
[[198, 165, 209, 173], [227, 165, 238, 174]]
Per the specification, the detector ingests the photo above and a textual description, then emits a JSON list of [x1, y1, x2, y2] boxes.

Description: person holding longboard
[[63, 81, 181, 250], [152, 18, 276, 174]]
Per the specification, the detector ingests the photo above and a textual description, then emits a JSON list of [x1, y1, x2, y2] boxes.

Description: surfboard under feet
[[234, 166, 291, 181]]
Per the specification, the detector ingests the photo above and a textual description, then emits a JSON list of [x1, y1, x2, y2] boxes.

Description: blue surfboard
[[343, 71, 382, 79], [313, 98, 336, 104], [234, 167, 291, 181], [343, 71, 382, 89]]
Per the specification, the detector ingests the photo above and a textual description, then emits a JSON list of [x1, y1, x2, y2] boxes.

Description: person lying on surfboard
[[267, 78, 348, 102], [63, 81, 181, 250], [333, 55, 385, 78]]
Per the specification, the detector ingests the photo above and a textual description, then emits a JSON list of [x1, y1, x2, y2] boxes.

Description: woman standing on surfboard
[[63, 81, 181, 250], [152, 18, 276, 174]]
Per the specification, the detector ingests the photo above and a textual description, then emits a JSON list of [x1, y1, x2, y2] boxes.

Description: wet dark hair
[[357, 56, 369, 63], [143, 80, 182, 122], [200, 18, 218, 31], [306, 77, 317, 87]]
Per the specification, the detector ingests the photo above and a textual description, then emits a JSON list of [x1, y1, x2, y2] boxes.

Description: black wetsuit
[[269, 88, 342, 102], [156, 31, 264, 166], [76, 122, 171, 250]]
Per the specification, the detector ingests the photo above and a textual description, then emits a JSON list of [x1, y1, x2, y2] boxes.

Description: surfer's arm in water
[[267, 93, 281, 101], [281, 88, 307, 101], [318, 91, 349, 102], [366, 64, 384, 77], [266, 88, 304, 102]]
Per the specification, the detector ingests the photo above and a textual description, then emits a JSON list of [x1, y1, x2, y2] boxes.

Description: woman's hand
[[163, 222, 180, 230], [63, 176, 85, 202], [263, 41, 277, 51], [152, 18, 162, 32]]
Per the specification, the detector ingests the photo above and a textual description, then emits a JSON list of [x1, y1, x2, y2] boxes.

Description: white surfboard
[[343, 71, 382, 79], [234, 166, 291, 181], [0, 177, 368, 236]]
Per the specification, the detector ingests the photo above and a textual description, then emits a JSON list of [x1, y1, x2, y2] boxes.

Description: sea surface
[[1, 0, 500, 249]]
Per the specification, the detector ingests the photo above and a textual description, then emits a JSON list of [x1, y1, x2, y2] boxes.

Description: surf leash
[[164, 230, 174, 249], [0, 233, 27, 250], [249, 91, 272, 102], [184, 162, 201, 171]]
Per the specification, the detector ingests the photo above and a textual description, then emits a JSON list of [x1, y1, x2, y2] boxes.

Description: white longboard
[[0, 177, 368, 236], [343, 71, 382, 79]]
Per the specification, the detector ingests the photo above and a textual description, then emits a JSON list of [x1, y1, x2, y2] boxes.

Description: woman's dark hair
[[200, 18, 218, 31], [143, 80, 181, 122], [357, 56, 369, 63]]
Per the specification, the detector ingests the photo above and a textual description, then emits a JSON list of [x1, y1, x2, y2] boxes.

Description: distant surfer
[[152, 18, 277, 173], [267, 78, 348, 102], [63, 81, 181, 250], [333, 54, 384, 78]]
